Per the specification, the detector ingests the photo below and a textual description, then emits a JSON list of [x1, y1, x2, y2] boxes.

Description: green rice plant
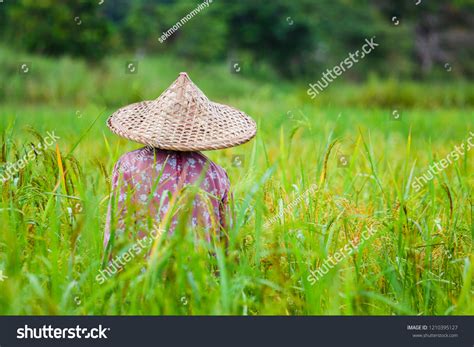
[[0, 47, 472, 315]]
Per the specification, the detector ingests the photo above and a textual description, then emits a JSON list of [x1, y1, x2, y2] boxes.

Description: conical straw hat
[[107, 72, 257, 151]]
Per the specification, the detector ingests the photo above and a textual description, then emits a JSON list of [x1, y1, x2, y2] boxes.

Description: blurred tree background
[[0, 0, 472, 79]]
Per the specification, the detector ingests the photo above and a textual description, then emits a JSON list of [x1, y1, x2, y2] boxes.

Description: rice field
[[0, 48, 472, 315]]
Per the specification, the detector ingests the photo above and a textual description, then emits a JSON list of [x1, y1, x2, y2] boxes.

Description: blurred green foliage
[[3, 0, 112, 61], [0, 0, 473, 79], [0, 45, 473, 108]]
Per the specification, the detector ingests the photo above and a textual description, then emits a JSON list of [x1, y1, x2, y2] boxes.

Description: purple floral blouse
[[104, 147, 231, 248]]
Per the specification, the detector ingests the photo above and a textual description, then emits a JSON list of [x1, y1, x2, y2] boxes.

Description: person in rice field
[[104, 72, 257, 249]]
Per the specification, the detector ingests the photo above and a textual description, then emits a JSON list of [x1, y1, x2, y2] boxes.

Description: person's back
[[105, 147, 230, 247]]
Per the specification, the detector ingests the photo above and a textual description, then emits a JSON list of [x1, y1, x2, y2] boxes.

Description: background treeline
[[0, 0, 473, 80]]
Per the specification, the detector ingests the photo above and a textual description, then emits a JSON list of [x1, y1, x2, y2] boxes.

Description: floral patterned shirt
[[104, 147, 231, 247]]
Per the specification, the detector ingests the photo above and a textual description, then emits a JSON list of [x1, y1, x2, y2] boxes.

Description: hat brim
[[107, 100, 257, 151]]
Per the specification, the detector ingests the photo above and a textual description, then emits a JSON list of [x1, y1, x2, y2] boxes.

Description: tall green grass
[[0, 47, 472, 315]]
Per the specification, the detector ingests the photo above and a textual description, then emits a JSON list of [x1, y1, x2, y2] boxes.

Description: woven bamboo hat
[[107, 72, 257, 151]]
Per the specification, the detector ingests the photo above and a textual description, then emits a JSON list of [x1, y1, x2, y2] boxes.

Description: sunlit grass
[[0, 95, 472, 315], [0, 46, 472, 315]]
